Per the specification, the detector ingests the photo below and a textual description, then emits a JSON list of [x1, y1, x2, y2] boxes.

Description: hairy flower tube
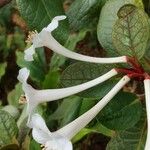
[[29, 75, 130, 150], [144, 79, 150, 150], [17, 67, 118, 122], [24, 15, 127, 64]]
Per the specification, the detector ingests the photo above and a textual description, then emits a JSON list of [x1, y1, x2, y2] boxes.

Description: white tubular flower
[[54, 75, 130, 139], [24, 15, 127, 64], [24, 16, 66, 61], [30, 114, 73, 150], [30, 76, 130, 150], [144, 79, 150, 150], [17, 67, 118, 121]]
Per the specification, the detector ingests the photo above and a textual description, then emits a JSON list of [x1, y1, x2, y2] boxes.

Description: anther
[[25, 30, 38, 44], [19, 95, 27, 104]]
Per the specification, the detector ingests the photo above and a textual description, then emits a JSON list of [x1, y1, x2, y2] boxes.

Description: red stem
[[115, 68, 135, 75], [126, 57, 144, 73]]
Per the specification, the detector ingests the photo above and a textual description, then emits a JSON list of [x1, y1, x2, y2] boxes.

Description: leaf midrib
[[126, 12, 137, 58]]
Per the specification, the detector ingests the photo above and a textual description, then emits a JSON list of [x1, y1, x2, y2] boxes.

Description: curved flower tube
[[55, 75, 130, 139], [144, 79, 150, 150], [29, 75, 130, 150], [24, 15, 127, 64], [17, 67, 118, 120]]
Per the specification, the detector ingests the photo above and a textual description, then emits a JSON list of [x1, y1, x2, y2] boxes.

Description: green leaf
[[97, 0, 143, 56], [98, 92, 142, 130], [16, 48, 47, 84], [112, 4, 149, 59], [42, 69, 60, 89], [67, 0, 106, 30], [61, 62, 117, 98], [78, 98, 97, 115], [16, 0, 69, 44], [0, 62, 7, 81], [0, 110, 18, 147], [7, 83, 23, 106], [48, 96, 82, 127], [106, 113, 146, 150]]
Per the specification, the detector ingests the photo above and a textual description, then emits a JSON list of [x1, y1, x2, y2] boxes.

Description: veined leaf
[[97, 0, 144, 56], [67, 0, 107, 30], [61, 62, 117, 99], [0, 110, 18, 147], [106, 112, 146, 150], [112, 4, 149, 59], [98, 92, 142, 130], [16, 0, 69, 44]]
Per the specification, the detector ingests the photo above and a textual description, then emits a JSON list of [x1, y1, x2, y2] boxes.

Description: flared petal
[[30, 114, 51, 144], [44, 15, 67, 32], [32, 128, 51, 144], [24, 15, 66, 62], [31, 114, 72, 150]]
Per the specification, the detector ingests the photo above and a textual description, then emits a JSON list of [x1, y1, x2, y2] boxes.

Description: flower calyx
[[116, 57, 150, 80]]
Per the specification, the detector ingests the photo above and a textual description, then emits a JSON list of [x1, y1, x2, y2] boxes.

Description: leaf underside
[[112, 4, 149, 59], [61, 62, 117, 99]]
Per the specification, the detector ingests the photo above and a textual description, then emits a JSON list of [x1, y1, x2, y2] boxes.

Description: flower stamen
[[19, 95, 27, 104], [26, 30, 38, 44]]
